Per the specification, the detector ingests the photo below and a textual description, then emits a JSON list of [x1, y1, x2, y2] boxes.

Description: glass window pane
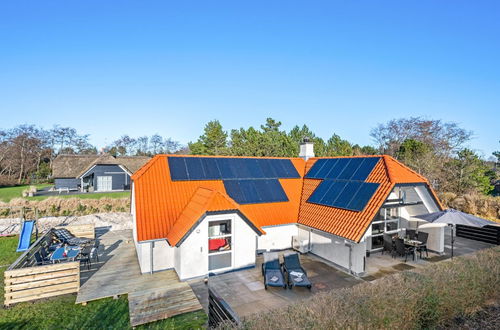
[[209, 253, 232, 271], [208, 237, 231, 253], [208, 220, 231, 237], [371, 236, 384, 250], [372, 223, 384, 235], [386, 221, 399, 232]]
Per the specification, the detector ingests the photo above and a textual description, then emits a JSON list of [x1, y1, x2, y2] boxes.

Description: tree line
[[189, 117, 498, 196], [0, 125, 181, 185], [1, 118, 498, 197]]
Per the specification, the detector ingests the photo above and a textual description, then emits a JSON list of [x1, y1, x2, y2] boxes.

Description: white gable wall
[[177, 212, 258, 280]]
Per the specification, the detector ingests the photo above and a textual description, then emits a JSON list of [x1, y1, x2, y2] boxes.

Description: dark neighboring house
[[52, 154, 150, 192]]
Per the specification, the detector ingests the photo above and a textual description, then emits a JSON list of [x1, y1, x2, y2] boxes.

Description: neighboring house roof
[[132, 154, 442, 244], [52, 154, 151, 178]]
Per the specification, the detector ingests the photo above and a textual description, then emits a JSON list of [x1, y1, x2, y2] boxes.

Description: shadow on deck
[[76, 229, 202, 327]]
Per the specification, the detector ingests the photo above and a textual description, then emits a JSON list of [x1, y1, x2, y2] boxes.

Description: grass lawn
[[0, 236, 207, 329], [0, 185, 52, 203], [28, 191, 131, 201], [0, 185, 130, 202]]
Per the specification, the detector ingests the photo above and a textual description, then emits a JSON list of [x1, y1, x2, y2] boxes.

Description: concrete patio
[[189, 251, 362, 318], [364, 233, 496, 280], [190, 234, 496, 319]]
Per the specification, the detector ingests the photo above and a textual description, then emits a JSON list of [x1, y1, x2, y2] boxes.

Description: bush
[[439, 192, 500, 222], [229, 247, 500, 330]]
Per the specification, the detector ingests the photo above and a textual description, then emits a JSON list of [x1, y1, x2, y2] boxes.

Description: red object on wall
[[209, 238, 227, 251]]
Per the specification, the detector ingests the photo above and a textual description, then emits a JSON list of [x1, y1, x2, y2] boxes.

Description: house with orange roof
[[131, 141, 443, 279]]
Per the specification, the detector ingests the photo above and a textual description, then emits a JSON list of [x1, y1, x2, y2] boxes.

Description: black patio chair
[[34, 251, 50, 265], [405, 229, 417, 240], [395, 238, 414, 262], [261, 252, 286, 290], [39, 247, 50, 261], [382, 233, 395, 257], [283, 252, 312, 290], [52, 228, 92, 246], [93, 239, 100, 262], [417, 231, 429, 258], [79, 246, 93, 270]]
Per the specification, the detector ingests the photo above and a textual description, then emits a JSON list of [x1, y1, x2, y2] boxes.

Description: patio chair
[[395, 238, 414, 262], [93, 239, 100, 262], [39, 247, 50, 260], [261, 252, 286, 290], [283, 252, 312, 290], [416, 231, 429, 258], [382, 233, 395, 257], [53, 228, 92, 246], [405, 229, 417, 240], [34, 251, 50, 265], [79, 246, 93, 270]]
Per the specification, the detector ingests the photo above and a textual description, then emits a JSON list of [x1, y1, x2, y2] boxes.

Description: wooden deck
[[76, 230, 202, 326]]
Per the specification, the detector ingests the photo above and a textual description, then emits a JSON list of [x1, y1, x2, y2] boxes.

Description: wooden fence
[[3, 224, 94, 306], [208, 288, 240, 328], [456, 224, 500, 245], [4, 261, 80, 306]]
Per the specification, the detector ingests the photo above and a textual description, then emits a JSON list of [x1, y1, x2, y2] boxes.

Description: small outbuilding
[[52, 154, 150, 192]]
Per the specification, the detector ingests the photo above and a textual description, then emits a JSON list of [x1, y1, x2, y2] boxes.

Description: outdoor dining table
[[50, 246, 81, 263], [404, 239, 422, 262]]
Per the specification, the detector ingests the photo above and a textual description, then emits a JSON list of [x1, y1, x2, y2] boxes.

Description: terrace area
[[190, 234, 495, 319]]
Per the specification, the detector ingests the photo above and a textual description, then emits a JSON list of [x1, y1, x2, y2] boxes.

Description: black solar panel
[[223, 179, 288, 204], [346, 182, 380, 211], [168, 157, 300, 181], [168, 157, 188, 180], [307, 179, 380, 212], [305, 157, 380, 180], [351, 157, 380, 181], [305, 158, 328, 178]]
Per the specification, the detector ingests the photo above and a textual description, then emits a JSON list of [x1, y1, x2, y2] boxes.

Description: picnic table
[[50, 246, 81, 263]]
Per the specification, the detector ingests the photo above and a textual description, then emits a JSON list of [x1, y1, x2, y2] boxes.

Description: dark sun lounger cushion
[[262, 252, 286, 289], [283, 252, 312, 289], [53, 228, 92, 246]]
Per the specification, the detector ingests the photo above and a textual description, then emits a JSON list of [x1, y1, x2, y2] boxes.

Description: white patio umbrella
[[414, 209, 495, 258]]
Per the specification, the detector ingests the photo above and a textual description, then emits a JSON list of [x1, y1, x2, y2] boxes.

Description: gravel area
[[0, 212, 132, 235]]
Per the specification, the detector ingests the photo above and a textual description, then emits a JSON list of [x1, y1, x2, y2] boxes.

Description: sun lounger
[[261, 252, 286, 290], [52, 228, 92, 246], [283, 252, 312, 290]]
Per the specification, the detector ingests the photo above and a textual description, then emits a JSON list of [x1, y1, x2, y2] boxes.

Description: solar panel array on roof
[[168, 157, 300, 181], [305, 157, 381, 212], [305, 157, 380, 181], [307, 179, 380, 211], [223, 179, 288, 204]]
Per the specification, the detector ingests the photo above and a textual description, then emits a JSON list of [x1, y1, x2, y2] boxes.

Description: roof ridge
[[131, 155, 163, 181], [384, 155, 429, 183]]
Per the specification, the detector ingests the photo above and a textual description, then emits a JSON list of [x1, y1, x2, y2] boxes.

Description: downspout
[[345, 241, 353, 275], [150, 241, 154, 274]]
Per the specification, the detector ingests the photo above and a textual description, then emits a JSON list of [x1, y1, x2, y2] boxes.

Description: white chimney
[[299, 138, 315, 160]]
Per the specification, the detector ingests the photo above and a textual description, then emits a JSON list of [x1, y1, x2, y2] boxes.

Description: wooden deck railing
[[4, 261, 80, 306], [208, 287, 240, 328], [3, 224, 95, 306]]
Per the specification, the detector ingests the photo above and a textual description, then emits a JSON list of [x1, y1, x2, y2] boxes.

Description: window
[[208, 219, 232, 271], [370, 206, 400, 251]]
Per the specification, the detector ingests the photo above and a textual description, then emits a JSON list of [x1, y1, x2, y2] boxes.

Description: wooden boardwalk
[[76, 230, 202, 326]]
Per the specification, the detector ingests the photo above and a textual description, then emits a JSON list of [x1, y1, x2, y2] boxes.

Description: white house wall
[[177, 212, 258, 280], [298, 225, 366, 275], [257, 223, 298, 251], [414, 185, 440, 213]]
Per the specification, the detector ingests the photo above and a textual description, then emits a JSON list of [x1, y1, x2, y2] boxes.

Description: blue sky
[[0, 1, 499, 157]]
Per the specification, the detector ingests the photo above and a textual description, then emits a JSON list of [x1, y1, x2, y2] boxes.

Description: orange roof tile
[[133, 155, 304, 242], [133, 154, 442, 244]]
